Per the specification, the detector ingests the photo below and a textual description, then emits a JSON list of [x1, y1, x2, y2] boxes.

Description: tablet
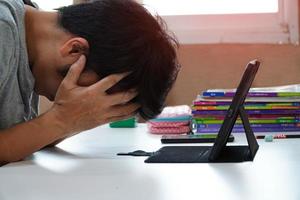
[[208, 60, 259, 161], [145, 60, 260, 163]]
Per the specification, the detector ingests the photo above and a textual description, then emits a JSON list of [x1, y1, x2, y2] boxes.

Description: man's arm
[[0, 55, 139, 165], [0, 110, 65, 165]]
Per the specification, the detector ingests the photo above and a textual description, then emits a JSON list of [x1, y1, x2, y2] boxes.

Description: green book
[[195, 118, 298, 124], [109, 117, 136, 128]]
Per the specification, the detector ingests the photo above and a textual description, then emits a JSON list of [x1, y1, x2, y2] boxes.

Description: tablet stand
[[238, 106, 259, 160], [213, 105, 259, 162], [144, 105, 259, 163]]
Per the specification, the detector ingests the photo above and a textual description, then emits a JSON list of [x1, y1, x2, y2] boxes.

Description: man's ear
[[60, 37, 89, 58]]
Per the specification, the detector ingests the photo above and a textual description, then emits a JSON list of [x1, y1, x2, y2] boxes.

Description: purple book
[[202, 91, 300, 97], [196, 126, 300, 133], [192, 109, 300, 115], [197, 123, 299, 129], [193, 101, 300, 106]]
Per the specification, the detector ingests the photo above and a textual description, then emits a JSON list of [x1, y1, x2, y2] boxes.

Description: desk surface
[[1, 124, 300, 200]]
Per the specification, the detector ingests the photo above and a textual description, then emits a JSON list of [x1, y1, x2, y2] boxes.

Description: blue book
[[202, 91, 300, 97]]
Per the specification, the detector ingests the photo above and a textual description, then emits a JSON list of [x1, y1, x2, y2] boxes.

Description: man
[[0, 0, 180, 165]]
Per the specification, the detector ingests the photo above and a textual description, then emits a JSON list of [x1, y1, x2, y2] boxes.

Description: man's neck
[[24, 6, 67, 67]]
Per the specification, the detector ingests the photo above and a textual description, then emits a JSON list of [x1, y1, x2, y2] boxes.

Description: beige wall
[[165, 44, 300, 106], [40, 44, 300, 113]]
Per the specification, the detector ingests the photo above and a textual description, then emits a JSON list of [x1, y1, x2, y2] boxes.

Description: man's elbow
[[0, 152, 24, 166], [0, 142, 23, 166], [0, 160, 9, 167]]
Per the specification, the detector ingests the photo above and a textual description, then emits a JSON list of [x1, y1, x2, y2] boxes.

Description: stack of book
[[192, 84, 300, 133]]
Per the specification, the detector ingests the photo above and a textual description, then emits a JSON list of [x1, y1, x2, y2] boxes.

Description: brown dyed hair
[[58, 0, 180, 120]]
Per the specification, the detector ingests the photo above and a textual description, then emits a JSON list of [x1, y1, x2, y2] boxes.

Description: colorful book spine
[[192, 114, 300, 120], [194, 118, 300, 124], [202, 92, 300, 97], [196, 126, 300, 133], [193, 101, 300, 106], [192, 105, 300, 110], [197, 96, 300, 102], [197, 123, 300, 129], [192, 109, 300, 115]]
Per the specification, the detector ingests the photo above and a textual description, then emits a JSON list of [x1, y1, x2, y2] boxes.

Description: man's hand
[[0, 56, 140, 163], [49, 55, 139, 136]]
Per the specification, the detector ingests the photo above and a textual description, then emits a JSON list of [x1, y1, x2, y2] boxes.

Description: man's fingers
[[63, 55, 86, 87], [108, 89, 138, 105], [90, 72, 131, 92], [107, 103, 140, 119]]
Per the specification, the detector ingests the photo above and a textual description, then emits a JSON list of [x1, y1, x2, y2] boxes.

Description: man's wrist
[[40, 108, 71, 138]]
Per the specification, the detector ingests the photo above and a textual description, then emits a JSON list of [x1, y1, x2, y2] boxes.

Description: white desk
[[1, 124, 300, 200]]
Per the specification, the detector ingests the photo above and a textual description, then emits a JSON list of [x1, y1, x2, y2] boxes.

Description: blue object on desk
[[264, 135, 274, 142]]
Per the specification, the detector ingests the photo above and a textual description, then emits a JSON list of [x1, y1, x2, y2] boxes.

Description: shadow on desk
[[210, 164, 249, 197]]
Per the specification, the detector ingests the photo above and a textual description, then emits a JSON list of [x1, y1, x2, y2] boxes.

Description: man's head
[[29, 0, 180, 120]]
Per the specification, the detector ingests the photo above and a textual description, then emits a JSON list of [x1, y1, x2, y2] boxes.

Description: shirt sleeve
[[0, 0, 21, 81], [0, 20, 15, 90]]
